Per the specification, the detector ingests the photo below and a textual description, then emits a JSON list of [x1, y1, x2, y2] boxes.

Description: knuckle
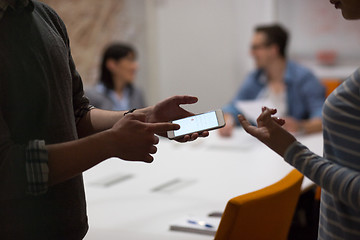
[[143, 125, 152, 133]]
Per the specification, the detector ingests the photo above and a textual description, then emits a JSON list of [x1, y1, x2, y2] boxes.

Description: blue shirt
[[223, 60, 325, 125], [94, 83, 131, 111], [86, 83, 146, 111]]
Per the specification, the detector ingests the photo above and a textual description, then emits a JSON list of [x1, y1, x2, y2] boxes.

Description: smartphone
[[167, 109, 225, 139]]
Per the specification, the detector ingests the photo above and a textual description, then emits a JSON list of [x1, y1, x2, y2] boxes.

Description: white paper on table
[[205, 128, 259, 151], [235, 99, 275, 123]]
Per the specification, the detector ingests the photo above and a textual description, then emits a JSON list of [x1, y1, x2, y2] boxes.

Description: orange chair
[[321, 78, 342, 97], [214, 169, 304, 240]]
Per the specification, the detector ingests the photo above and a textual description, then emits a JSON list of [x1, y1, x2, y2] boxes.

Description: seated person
[[220, 24, 325, 137], [86, 43, 146, 110]]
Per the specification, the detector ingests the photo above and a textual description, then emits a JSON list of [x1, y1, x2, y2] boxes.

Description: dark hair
[[255, 24, 289, 58], [100, 43, 137, 90]]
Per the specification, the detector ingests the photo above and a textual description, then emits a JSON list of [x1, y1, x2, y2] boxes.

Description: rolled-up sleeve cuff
[[25, 140, 49, 195], [74, 103, 94, 125]]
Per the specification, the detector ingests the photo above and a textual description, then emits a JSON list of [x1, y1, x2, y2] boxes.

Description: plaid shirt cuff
[[25, 140, 49, 195]]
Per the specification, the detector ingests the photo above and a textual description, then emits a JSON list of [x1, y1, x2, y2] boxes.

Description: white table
[[83, 129, 323, 240]]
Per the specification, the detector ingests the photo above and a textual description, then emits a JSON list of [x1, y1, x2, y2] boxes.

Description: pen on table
[[151, 178, 181, 192], [187, 219, 214, 228], [102, 174, 133, 187]]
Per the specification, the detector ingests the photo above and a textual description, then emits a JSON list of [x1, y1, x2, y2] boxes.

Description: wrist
[[284, 140, 300, 161], [101, 129, 119, 158], [271, 127, 297, 157], [280, 134, 297, 157], [124, 108, 136, 116], [138, 106, 154, 122]]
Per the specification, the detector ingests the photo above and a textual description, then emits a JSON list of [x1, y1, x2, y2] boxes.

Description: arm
[[77, 96, 209, 141], [50, 95, 210, 185], [3, 94, 195, 197], [47, 113, 178, 186], [76, 108, 126, 138], [284, 141, 360, 209], [0, 106, 178, 199], [239, 107, 360, 209]]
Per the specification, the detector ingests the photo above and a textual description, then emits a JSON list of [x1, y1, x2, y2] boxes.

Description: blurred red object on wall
[[316, 50, 338, 66]]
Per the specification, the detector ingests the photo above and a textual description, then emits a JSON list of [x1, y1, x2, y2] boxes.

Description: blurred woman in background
[[86, 43, 146, 110]]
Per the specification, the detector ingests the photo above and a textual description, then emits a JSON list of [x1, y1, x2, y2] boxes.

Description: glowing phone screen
[[172, 111, 218, 137]]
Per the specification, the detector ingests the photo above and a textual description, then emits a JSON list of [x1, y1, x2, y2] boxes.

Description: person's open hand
[[110, 113, 180, 162], [144, 95, 209, 142], [238, 107, 296, 157]]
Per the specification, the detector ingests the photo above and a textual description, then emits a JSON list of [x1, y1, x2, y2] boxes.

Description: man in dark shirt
[[0, 0, 207, 239]]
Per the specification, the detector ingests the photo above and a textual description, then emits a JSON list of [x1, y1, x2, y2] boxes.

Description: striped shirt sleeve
[[25, 140, 49, 195], [284, 141, 360, 210]]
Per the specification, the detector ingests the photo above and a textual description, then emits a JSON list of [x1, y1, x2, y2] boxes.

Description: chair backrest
[[214, 169, 304, 240], [321, 78, 342, 97]]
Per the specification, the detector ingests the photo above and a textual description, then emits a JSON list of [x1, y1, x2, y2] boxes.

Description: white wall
[[276, 0, 360, 60], [144, 0, 276, 113], [84, 0, 357, 111]]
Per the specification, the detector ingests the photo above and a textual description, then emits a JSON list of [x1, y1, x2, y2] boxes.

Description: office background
[[32, 1, 360, 238], [42, 0, 360, 113]]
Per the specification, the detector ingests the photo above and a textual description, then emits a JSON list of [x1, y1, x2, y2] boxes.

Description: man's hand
[[238, 107, 296, 157], [143, 95, 209, 142], [109, 113, 180, 162], [218, 113, 235, 137]]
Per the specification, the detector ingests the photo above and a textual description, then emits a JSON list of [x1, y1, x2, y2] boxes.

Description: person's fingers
[[174, 135, 191, 142], [258, 107, 276, 122], [272, 116, 285, 126], [238, 114, 252, 130], [261, 106, 277, 114], [128, 153, 154, 163], [198, 131, 209, 137], [171, 95, 198, 105], [146, 122, 180, 133], [172, 130, 209, 142], [152, 135, 160, 145], [126, 113, 147, 122], [149, 145, 158, 154], [200, 131, 209, 137], [190, 133, 199, 141], [144, 154, 154, 163]]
